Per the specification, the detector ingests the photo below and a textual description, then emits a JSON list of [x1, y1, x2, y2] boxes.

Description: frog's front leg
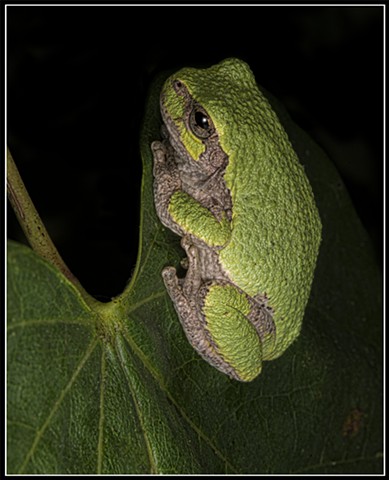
[[152, 140, 183, 236], [152, 140, 231, 248]]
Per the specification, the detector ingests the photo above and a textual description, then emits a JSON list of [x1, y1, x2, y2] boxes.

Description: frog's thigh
[[202, 284, 264, 381]]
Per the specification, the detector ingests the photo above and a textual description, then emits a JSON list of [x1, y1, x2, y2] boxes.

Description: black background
[[7, 5, 383, 299]]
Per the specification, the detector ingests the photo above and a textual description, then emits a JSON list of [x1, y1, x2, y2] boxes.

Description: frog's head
[[160, 58, 260, 178]]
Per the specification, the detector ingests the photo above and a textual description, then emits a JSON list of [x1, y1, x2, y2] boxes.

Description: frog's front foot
[[161, 265, 178, 287], [162, 236, 202, 299], [179, 236, 202, 296]]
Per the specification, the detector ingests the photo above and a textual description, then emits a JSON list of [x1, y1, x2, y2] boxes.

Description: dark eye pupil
[[195, 111, 210, 130], [189, 107, 213, 139]]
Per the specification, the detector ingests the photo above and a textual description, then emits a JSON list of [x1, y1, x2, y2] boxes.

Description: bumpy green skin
[[203, 285, 263, 380], [169, 191, 230, 247], [156, 58, 322, 380]]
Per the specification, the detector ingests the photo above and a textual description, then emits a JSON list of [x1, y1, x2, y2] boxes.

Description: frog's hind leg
[[162, 265, 243, 380], [180, 234, 277, 363], [162, 266, 207, 352], [162, 236, 267, 381]]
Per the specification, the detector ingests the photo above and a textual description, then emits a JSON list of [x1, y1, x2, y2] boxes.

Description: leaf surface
[[7, 72, 383, 474]]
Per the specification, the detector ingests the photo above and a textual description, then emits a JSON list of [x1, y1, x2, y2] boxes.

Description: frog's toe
[[162, 266, 177, 284]]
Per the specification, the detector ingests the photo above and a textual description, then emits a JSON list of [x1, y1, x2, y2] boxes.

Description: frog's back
[[219, 99, 321, 357]]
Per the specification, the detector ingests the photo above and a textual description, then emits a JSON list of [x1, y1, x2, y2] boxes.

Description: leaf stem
[[7, 148, 97, 307]]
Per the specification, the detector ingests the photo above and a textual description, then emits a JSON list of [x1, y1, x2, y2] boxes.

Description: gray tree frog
[[152, 58, 322, 382]]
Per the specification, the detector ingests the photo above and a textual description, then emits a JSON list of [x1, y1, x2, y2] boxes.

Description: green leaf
[[7, 72, 382, 474]]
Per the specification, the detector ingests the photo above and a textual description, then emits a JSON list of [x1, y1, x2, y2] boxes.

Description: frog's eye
[[189, 107, 215, 139]]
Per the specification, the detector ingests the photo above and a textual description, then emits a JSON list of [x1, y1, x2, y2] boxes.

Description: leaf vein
[[120, 327, 238, 473], [17, 335, 99, 473]]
